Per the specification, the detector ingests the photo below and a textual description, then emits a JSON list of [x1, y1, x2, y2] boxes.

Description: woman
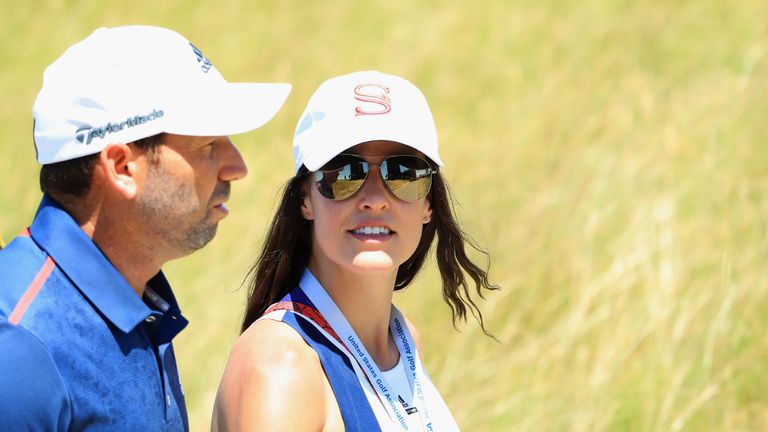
[[213, 71, 497, 431]]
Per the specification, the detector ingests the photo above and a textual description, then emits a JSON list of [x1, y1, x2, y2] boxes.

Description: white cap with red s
[[292, 70, 443, 173]]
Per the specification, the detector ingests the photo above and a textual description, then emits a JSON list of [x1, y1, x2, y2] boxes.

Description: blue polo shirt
[[0, 195, 189, 431]]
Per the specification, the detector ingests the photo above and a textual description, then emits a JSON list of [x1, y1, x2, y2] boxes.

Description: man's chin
[[183, 223, 219, 253]]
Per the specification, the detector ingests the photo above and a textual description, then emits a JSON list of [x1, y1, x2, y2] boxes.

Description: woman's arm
[[212, 319, 332, 432]]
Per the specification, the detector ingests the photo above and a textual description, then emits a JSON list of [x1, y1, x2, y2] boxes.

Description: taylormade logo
[[75, 109, 164, 145], [190, 43, 212, 73]]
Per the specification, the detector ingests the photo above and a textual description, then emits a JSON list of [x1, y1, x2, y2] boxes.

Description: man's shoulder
[[0, 233, 50, 318], [0, 234, 89, 343], [0, 231, 47, 270]]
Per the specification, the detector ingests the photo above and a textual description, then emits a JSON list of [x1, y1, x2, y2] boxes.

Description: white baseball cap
[[33, 25, 291, 164], [292, 70, 442, 173]]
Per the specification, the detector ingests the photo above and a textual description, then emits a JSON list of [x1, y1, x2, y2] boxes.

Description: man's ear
[[97, 144, 140, 199]]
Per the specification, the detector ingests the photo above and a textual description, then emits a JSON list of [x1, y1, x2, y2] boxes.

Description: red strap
[[19, 227, 31, 237], [266, 301, 345, 347], [9, 257, 55, 325]]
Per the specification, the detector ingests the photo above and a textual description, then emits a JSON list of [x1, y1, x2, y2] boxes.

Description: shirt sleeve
[[0, 322, 71, 431]]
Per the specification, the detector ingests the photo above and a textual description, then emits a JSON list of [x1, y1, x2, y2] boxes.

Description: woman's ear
[[422, 199, 432, 224], [300, 183, 314, 220], [98, 143, 139, 199]]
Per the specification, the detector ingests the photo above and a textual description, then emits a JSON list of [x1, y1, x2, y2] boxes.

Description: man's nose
[[217, 137, 248, 182]]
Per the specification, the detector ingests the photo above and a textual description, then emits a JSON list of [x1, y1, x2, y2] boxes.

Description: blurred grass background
[[2, 0, 768, 430]]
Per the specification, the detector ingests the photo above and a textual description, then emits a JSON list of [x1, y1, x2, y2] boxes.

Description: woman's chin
[[351, 251, 397, 272]]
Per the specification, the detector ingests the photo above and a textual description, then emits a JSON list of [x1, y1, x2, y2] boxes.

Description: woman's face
[[302, 140, 433, 277]]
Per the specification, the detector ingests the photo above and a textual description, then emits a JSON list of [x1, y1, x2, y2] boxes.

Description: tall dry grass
[[2, 1, 767, 430]]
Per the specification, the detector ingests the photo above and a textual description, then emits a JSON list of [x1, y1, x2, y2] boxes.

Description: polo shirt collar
[[29, 195, 188, 335]]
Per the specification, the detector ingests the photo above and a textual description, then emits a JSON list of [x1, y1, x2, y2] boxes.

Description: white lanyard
[[298, 269, 433, 431], [389, 308, 432, 428]]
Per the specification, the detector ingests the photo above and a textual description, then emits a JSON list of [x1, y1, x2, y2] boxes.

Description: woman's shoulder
[[212, 318, 331, 431], [223, 318, 325, 390], [238, 318, 320, 365]]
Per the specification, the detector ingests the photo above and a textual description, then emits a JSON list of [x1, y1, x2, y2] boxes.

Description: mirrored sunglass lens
[[315, 156, 368, 200], [381, 156, 433, 201]]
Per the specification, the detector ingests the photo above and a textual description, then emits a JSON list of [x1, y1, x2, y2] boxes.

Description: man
[[0, 26, 290, 431]]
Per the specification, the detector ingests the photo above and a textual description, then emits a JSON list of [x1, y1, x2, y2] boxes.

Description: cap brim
[[164, 82, 291, 137], [300, 132, 443, 172]]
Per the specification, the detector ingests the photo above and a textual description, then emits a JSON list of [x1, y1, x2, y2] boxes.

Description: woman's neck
[[308, 260, 400, 370]]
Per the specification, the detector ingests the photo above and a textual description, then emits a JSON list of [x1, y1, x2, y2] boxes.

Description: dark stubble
[[137, 163, 230, 255]]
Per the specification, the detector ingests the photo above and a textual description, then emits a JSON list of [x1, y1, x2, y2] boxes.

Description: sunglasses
[[312, 154, 436, 201]]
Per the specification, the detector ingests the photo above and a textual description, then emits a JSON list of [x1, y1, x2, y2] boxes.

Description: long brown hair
[[241, 169, 499, 334]]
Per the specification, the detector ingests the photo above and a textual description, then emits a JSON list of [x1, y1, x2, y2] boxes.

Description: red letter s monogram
[[354, 84, 391, 116]]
